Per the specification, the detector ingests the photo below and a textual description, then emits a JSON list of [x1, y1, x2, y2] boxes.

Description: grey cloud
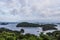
[[0, 0, 60, 22]]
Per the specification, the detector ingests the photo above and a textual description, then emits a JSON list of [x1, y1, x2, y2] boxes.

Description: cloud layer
[[0, 0, 60, 22]]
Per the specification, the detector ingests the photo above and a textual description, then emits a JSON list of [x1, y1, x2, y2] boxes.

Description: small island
[[41, 24, 57, 31], [0, 23, 8, 25]]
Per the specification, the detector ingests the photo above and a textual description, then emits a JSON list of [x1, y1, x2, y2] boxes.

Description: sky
[[0, 0, 60, 22]]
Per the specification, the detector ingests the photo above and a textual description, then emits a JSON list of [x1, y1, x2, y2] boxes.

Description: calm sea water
[[0, 23, 60, 35]]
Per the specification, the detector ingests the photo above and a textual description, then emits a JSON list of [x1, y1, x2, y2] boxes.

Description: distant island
[[16, 22, 41, 27], [0, 23, 8, 25], [41, 24, 57, 31], [16, 22, 57, 31], [57, 23, 60, 24]]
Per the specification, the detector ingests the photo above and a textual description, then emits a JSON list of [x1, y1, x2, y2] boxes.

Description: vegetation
[[16, 22, 57, 31], [41, 24, 57, 31], [0, 28, 59, 40], [16, 22, 41, 27]]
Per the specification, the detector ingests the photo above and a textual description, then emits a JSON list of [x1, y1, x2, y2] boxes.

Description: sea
[[0, 22, 60, 36]]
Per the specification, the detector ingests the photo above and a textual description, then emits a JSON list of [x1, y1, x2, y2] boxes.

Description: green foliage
[[6, 36, 15, 40], [0, 28, 59, 40], [0, 37, 5, 40]]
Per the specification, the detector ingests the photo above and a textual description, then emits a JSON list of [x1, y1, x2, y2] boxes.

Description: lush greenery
[[0, 28, 59, 40], [16, 22, 57, 31]]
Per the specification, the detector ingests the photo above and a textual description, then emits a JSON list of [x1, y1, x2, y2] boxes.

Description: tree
[[20, 29, 24, 33]]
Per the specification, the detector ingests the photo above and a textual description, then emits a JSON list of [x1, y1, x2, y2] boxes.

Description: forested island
[[0, 28, 59, 40], [16, 22, 41, 27], [16, 22, 57, 27], [16, 22, 57, 31], [41, 24, 57, 31]]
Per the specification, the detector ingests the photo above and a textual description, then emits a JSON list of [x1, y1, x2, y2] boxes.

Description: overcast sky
[[0, 0, 60, 22]]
